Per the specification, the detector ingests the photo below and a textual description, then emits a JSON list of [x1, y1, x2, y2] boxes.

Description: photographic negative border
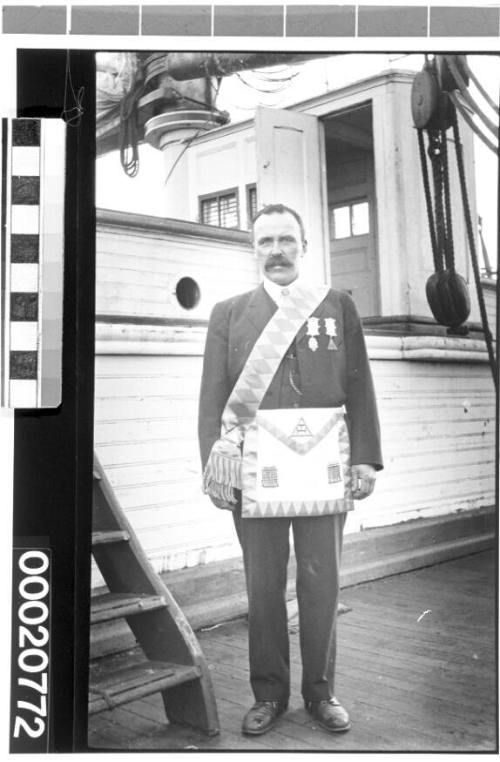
[[1, 2, 498, 752]]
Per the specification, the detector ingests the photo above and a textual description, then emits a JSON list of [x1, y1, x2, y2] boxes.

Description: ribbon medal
[[306, 317, 320, 351], [324, 317, 338, 350]]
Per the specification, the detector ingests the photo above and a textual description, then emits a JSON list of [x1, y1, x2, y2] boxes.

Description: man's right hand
[[209, 495, 236, 511]]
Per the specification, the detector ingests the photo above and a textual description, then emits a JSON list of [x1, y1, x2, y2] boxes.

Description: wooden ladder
[[89, 454, 220, 735]]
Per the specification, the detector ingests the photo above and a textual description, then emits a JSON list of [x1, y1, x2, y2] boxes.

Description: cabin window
[[199, 188, 239, 229], [247, 184, 258, 228], [332, 200, 370, 239]]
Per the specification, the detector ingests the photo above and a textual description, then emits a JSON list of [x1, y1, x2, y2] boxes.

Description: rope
[[478, 216, 495, 278], [61, 50, 84, 127], [163, 120, 216, 189], [118, 70, 146, 178], [428, 129, 446, 272], [444, 55, 499, 137], [417, 128, 438, 265], [440, 120, 456, 272], [448, 92, 498, 155], [451, 107, 498, 390], [462, 58, 500, 114]]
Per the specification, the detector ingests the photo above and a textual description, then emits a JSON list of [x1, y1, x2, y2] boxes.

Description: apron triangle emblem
[[290, 417, 313, 438]]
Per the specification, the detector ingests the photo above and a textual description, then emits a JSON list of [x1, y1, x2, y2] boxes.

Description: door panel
[[255, 106, 329, 283], [328, 154, 379, 316]]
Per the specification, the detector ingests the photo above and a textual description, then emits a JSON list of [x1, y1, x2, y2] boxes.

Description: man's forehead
[[253, 211, 302, 237]]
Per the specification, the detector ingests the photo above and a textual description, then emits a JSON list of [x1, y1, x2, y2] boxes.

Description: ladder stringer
[[91, 453, 219, 735]]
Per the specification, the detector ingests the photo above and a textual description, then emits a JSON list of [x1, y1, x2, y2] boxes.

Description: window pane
[[352, 202, 369, 235], [333, 206, 350, 239], [219, 193, 238, 228], [200, 198, 219, 226]]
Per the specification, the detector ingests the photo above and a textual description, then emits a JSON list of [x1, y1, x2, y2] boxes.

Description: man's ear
[[302, 238, 308, 253]]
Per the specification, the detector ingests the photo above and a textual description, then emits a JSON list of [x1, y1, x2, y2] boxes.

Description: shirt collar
[[262, 275, 302, 304]]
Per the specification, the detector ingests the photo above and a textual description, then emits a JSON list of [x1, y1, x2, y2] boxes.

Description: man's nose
[[269, 239, 281, 253]]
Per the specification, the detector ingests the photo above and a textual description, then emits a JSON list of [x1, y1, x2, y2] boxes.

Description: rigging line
[[452, 110, 497, 389], [251, 64, 296, 74], [254, 85, 292, 95], [445, 56, 498, 138], [478, 216, 495, 277], [457, 86, 498, 139], [237, 70, 298, 89], [417, 129, 439, 268], [235, 72, 259, 90], [249, 70, 299, 82], [440, 117, 456, 273], [212, 77, 222, 100], [461, 58, 500, 115], [61, 50, 84, 126], [235, 73, 288, 95], [163, 125, 209, 189], [449, 92, 498, 154], [250, 76, 298, 85]]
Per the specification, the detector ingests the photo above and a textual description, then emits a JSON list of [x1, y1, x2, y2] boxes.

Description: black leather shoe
[[242, 700, 288, 735], [305, 697, 351, 732]]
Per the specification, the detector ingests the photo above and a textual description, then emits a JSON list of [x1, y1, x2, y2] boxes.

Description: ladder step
[[89, 660, 202, 714], [91, 592, 166, 624], [92, 530, 130, 546]]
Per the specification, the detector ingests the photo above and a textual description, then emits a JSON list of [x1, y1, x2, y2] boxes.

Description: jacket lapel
[[244, 283, 277, 336]]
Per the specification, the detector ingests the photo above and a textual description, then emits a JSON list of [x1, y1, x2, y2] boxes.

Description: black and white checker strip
[[1, 118, 65, 408]]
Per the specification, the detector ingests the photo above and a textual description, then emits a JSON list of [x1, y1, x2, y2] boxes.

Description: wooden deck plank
[[335, 669, 494, 737], [336, 647, 492, 694], [87, 550, 497, 752], [339, 624, 492, 666], [338, 665, 493, 707]]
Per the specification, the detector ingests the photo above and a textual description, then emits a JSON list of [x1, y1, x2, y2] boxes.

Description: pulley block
[[425, 270, 471, 329], [411, 68, 440, 129]]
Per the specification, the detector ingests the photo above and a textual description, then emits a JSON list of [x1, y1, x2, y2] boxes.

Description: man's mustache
[[264, 255, 292, 270]]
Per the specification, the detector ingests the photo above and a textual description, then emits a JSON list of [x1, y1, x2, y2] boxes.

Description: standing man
[[198, 203, 382, 736]]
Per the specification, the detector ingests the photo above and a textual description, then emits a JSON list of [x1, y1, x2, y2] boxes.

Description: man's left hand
[[351, 464, 376, 500]]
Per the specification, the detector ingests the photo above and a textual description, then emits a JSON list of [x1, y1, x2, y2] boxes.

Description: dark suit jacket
[[198, 284, 383, 473]]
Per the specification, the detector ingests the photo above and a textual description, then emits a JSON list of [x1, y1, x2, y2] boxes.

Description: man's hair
[[251, 203, 306, 243]]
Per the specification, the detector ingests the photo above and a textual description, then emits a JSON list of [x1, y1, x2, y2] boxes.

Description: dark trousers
[[233, 509, 347, 703]]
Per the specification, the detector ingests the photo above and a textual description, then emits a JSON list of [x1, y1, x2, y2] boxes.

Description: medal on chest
[[324, 317, 338, 350], [306, 317, 320, 351]]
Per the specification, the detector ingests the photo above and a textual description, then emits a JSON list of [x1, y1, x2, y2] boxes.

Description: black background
[[14, 50, 95, 752]]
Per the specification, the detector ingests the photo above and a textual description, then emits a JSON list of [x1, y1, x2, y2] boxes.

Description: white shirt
[[262, 275, 303, 305]]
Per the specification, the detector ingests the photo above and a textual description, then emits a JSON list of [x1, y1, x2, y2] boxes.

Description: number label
[[11, 548, 51, 752]]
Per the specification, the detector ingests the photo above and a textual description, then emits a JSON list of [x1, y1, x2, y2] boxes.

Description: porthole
[[175, 277, 201, 310]]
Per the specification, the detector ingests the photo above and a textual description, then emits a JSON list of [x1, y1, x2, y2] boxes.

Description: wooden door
[[255, 106, 330, 284], [328, 155, 379, 316]]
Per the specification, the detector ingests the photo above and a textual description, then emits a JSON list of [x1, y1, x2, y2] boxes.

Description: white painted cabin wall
[[355, 356, 495, 529], [97, 216, 257, 322], [186, 131, 257, 228], [94, 353, 240, 585]]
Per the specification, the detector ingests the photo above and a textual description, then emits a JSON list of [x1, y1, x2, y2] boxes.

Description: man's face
[[253, 211, 306, 286]]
